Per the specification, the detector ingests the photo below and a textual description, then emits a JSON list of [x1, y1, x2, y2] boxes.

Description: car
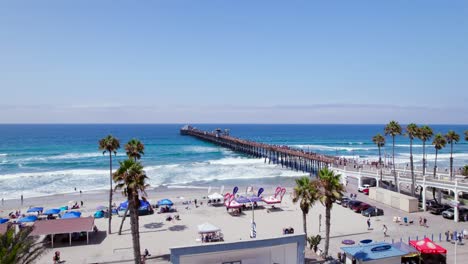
[[348, 201, 363, 211], [362, 188, 369, 195], [442, 208, 468, 221], [352, 202, 371, 213], [358, 184, 370, 192], [341, 198, 351, 208], [420, 199, 438, 210], [337, 197, 349, 205], [429, 204, 451, 215], [362, 207, 384, 217]]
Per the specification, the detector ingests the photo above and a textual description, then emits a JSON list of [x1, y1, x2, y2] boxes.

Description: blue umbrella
[[157, 199, 173, 206], [0, 218, 9, 224], [26, 207, 43, 213], [61, 211, 81, 219], [44, 208, 60, 215], [18, 215, 38, 223], [120, 200, 151, 209]]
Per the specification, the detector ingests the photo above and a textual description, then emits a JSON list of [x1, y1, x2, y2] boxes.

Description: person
[[382, 225, 388, 237], [20, 194, 23, 206], [423, 217, 427, 227], [144, 248, 150, 257], [194, 199, 198, 207], [80, 201, 84, 207], [367, 218, 371, 230], [419, 217, 422, 226], [445, 230, 450, 242], [53, 251, 60, 263], [458, 232, 463, 244]]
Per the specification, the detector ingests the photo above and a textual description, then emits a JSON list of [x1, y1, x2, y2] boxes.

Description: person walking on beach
[[423, 217, 427, 227], [20, 194, 23, 206], [382, 225, 388, 237], [367, 218, 371, 230]]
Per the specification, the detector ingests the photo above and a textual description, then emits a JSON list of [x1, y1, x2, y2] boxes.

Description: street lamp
[[245, 197, 256, 238]]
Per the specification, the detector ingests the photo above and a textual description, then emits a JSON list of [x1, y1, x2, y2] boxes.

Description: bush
[[462, 165, 468, 177], [307, 234, 322, 252]]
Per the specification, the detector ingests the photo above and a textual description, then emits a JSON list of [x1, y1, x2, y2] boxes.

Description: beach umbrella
[[94, 211, 104, 218], [26, 207, 43, 213], [44, 209, 60, 215], [61, 211, 81, 219], [208, 192, 224, 200], [0, 218, 9, 224], [59, 206, 68, 211], [197, 222, 220, 234], [18, 215, 38, 223], [157, 199, 173, 206]]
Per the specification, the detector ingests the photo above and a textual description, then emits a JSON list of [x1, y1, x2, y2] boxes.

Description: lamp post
[[246, 197, 256, 238]]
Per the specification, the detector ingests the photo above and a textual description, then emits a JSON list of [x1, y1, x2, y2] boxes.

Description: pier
[[181, 125, 336, 176]]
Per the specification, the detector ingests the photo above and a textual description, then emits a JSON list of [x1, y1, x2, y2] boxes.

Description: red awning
[[409, 238, 447, 254], [30, 217, 95, 236]]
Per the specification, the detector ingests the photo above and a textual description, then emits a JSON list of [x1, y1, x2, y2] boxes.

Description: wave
[[182, 146, 227, 154], [293, 144, 375, 152], [11, 152, 125, 163], [0, 153, 7, 157]]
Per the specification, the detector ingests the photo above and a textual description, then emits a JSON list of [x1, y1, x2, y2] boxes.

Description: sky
[[1, 1, 467, 124]]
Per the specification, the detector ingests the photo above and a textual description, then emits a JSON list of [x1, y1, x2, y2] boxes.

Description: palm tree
[[118, 139, 146, 235], [405, 123, 418, 196], [316, 167, 344, 257], [432, 133, 446, 178], [99, 135, 120, 234], [0, 226, 47, 264], [416, 125, 433, 176], [445, 131, 460, 181], [125, 139, 145, 161], [384, 121, 402, 190], [465, 130, 468, 141], [372, 133, 385, 182], [113, 159, 149, 264], [292, 176, 318, 239]]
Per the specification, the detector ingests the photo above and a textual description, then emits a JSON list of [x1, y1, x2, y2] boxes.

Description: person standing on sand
[[367, 218, 371, 230], [20, 194, 23, 206]]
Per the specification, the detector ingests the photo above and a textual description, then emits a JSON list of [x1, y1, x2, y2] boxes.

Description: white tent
[[208, 192, 224, 200], [198, 222, 221, 234]]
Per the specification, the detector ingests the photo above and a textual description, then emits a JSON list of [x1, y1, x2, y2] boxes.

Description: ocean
[[0, 124, 467, 199]]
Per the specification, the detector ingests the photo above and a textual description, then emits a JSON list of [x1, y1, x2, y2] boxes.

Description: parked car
[[358, 184, 370, 192], [363, 188, 369, 195], [420, 199, 438, 210], [342, 198, 351, 208], [362, 207, 384, 217], [429, 204, 451, 215], [348, 201, 363, 211], [352, 202, 371, 213], [442, 208, 468, 221], [337, 197, 349, 205]]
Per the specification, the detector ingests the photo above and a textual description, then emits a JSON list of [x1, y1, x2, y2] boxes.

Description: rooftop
[[341, 242, 407, 261]]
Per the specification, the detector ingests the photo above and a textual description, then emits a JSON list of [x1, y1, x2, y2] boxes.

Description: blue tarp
[[26, 207, 43, 213], [61, 211, 81, 219], [44, 209, 61, 215], [120, 199, 151, 210], [18, 215, 38, 223], [341, 242, 407, 261], [157, 199, 173, 206], [0, 218, 8, 224]]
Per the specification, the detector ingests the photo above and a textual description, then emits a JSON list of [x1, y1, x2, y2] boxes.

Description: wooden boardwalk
[[181, 126, 337, 175]]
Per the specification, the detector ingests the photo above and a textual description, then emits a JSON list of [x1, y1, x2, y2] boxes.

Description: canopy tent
[[197, 222, 221, 234], [341, 242, 407, 262], [61, 211, 81, 219], [409, 238, 447, 254], [208, 192, 224, 200], [18, 215, 38, 223], [0, 218, 9, 224], [120, 199, 151, 210], [44, 209, 61, 215], [96, 205, 107, 211], [392, 242, 419, 257], [27, 207, 43, 213], [157, 199, 174, 206]]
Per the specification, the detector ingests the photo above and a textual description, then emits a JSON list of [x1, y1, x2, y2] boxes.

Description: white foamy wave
[[183, 146, 225, 154], [0, 153, 7, 157], [395, 144, 424, 148], [293, 144, 375, 152], [16, 152, 124, 163]]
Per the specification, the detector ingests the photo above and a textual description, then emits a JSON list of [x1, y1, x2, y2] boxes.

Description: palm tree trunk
[[129, 190, 142, 263], [302, 212, 307, 238], [378, 146, 382, 182], [392, 136, 397, 191], [323, 204, 331, 257], [450, 143, 453, 181], [118, 205, 130, 235], [410, 139, 415, 197], [433, 150, 438, 178], [422, 141, 426, 176], [108, 152, 113, 234]]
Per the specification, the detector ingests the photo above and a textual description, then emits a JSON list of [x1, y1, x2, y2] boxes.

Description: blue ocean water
[[0, 124, 467, 199]]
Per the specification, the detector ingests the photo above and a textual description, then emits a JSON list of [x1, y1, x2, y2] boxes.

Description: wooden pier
[[180, 126, 337, 175]]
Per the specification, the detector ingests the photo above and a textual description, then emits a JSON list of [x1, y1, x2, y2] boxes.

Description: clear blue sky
[[1, 1, 467, 124]]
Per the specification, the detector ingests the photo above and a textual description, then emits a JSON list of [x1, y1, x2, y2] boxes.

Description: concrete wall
[[171, 234, 305, 264], [369, 188, 418, 213]]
